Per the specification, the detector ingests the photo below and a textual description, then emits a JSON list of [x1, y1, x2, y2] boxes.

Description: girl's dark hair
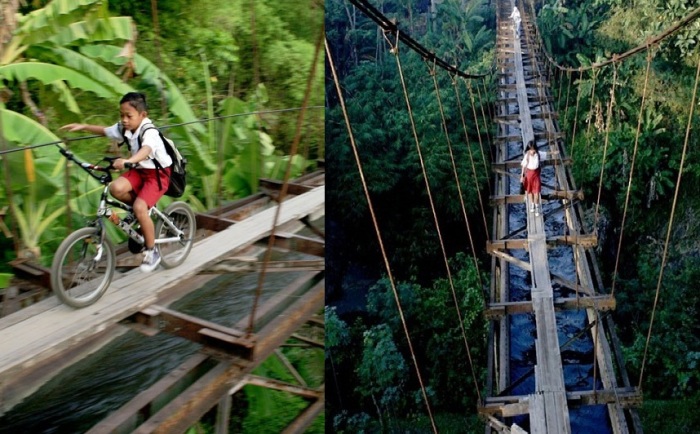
[[526, 140, 538, 151], [120, 92, 148, 112]]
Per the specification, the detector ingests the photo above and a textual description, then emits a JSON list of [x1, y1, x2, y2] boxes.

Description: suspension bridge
[[329, 0, 700, 432]]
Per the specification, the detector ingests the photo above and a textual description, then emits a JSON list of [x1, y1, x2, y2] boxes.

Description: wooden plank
[[489, 249, 532, 272], [491, 158, 572, 170], [484, 295, 616, 318]]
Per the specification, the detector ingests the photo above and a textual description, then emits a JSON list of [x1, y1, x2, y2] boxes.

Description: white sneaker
[[140, 248, 161, 272], [535, 206, 540, 217], [529, 204, 535, 213]]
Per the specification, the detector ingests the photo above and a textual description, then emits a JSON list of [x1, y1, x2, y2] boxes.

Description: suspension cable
[[348, 0, 490, 79], [638, 51, 700, 389], [428, 63, 485, 297], [594, 62, 619, 229], [246, 21, 323, 336], [0, 106, 323, 156], [569, 72, 584, 162], [584, 69, 599, 154], [452, 76, 490, 237], [611, 47, 655, 298], [465, 78, 492, 194], [528, 0, 700, 72], [388, 31, 483, 404], [475, 79, 493, 161], [326, 37, 438, 433], [564, 70, 573, 119]]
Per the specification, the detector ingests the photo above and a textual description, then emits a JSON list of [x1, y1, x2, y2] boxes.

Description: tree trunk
[[1, 0, 20, 55], [371, 393, 385, 431]]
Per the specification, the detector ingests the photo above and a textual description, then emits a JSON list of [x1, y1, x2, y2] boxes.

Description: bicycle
[[50, 145, 196, 308]]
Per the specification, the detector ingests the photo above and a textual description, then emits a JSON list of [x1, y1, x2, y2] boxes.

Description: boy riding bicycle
[[60, 92, 171, 272]]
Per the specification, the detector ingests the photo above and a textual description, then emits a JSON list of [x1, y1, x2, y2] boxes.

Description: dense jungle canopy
[[326, 0, 700, 432]]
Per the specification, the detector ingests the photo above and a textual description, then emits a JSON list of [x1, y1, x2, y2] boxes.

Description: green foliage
[[638, 397, 700, 434], [616, 253, 700, 398], [537, 0, 606, 66], [331, 254, 487, 428], [241, 353, 323, 433], [1, 0, 322, 263]]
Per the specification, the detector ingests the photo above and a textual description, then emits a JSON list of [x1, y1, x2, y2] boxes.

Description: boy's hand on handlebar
[[113, 158, 131, 170]]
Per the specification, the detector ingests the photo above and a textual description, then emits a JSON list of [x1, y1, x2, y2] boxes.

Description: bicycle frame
[[58, 145, 184, 246]]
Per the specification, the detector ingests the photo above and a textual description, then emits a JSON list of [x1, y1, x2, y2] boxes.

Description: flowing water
[[0, 249, 318, 433]]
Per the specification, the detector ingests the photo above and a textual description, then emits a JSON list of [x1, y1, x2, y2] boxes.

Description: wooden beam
[[490, 190, 583, 205], [479, 387, 642, 416], [551, 274, 596, 296], [484, 295, 616, 319], [491, 158, 572, 170], [488, 234, 597, 251], [489, 249, 532, 272]]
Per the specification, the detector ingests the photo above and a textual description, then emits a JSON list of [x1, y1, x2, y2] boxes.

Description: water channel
[[0, 246, 322, 433]]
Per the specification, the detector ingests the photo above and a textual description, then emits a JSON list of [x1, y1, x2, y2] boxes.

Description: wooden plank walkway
[[483, 1, 643, 433], [0, 186, 324, 413]]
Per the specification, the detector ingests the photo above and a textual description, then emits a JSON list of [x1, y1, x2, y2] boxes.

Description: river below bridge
[[0, 248, 322, 433]]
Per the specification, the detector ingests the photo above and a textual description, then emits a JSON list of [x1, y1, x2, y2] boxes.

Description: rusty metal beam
[[264, 232, 325, 257], [244, 375, 321, 400], [126, 305, 254, 360], [260, 178, 314, 197], [280, 391, 325, 434], [134, 280, 324, 433], [86, 353, 214, 434]]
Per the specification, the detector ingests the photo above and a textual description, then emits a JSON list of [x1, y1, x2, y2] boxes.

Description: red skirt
[[524, 168, 541, 194]]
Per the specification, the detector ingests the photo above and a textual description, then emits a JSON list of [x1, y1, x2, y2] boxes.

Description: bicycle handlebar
[[56, 144, 129, 185]]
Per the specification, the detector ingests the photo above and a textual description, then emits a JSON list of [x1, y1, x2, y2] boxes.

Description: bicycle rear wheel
[[51, 227, 116, 308], [155, 201, 196, 268]]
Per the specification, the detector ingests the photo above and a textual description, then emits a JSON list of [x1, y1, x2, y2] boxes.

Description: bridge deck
[[0, 186, 324, 413], [483, 1, 642, 433]]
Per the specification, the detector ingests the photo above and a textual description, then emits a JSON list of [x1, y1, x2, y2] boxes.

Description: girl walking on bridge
[[520, 140, 544, 216]]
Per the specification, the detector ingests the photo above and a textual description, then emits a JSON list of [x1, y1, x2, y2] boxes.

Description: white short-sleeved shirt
[[510, 7, 521, 22], [104, 118, 172, 170], [521, 151, 547, 170]]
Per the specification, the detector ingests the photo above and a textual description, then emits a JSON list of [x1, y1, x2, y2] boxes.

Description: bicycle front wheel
[[155, 201, 196, 269], [51, 227, 116, 308]]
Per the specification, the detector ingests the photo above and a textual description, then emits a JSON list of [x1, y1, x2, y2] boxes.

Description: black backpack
[[119, 123, 187, 197]]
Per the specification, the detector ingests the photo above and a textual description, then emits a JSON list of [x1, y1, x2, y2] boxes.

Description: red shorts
[[524, 168, 541, 194], [121, 167, 171, 208]]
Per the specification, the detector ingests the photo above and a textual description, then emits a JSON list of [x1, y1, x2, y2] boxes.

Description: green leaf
[[47, 17, 134, 46], [42, 46, 133, 96], [1, 108, 62, 147], [79, 44, 205, 134], [0, 62, 117, 100]]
